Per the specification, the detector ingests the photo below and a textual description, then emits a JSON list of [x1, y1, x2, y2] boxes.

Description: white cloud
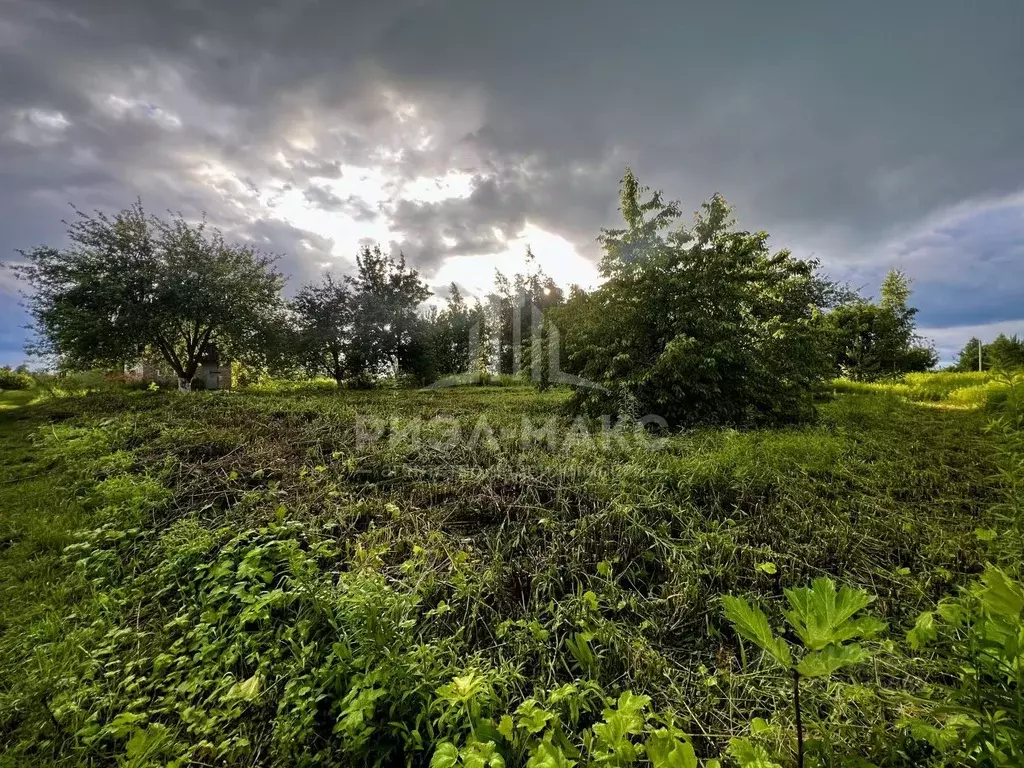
[[399, 171, 475, 204], [5, 108, 71, 145], [103, 95, 182, 129]]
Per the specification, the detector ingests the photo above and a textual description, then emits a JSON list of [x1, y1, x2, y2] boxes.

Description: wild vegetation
[[1, 172, 1022, 766], [0, 372, 1021, 767]]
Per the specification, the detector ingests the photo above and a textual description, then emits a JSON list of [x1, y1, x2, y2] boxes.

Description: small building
[[126, 343, 232, 390], [196, 342, 232, 391]]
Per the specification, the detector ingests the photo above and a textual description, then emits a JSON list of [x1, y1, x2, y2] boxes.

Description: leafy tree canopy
[[559, 169, 839, 428], [289, 245, 430, 387], [10, 202, 285, 389]]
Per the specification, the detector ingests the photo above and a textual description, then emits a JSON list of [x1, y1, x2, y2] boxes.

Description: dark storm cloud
[[1, 0, 1022, 361]]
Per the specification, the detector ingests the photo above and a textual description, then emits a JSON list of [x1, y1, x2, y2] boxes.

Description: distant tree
[[348, 245, 431, 380], [488, 248, 565, 388], [953, 337, 986, 372], [428, 284, 476, 378], [290, 246, 430, 387], [9, 203, 284, 390], [827, 270, 936, 380], [987, 333, 1024, 371], [954, 334, 1024, 372], [561, 169, 837, 428], [290, 273, 355, 387], [0, 366, 33, 391]]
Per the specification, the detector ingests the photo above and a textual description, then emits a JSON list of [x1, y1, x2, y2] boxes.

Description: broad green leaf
[[646, 730, 698, 768], [224, 672, 262, 702], [614, 691, 651, 718], [749, 718, 771, 735], [526, 737, 577, 768], [727, 737, 782, 768], [498, 714, 515, 742], [431, 742, 460, 768], [516, 699, 554, 735], [783, 578, 881, 650], [796, 643, 870, 677], [906, 611, 936, 650], [722, 595, 792, 668], [978, 567, 1024, 617], [464, 741, 505, 768]]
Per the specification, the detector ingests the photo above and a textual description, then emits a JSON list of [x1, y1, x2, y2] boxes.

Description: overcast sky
[[2, 0, 1022, 366]]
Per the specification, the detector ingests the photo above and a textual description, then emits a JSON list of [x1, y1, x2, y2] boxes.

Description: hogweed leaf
[[978, 567, 1024, 618], [464, 741, 506, 768], [612, 691, 651, 720], [783, 578, 879, 650], [516, 699, 554, 735], [727, 737, 783, 768], [526, 736, 577, 768], [722, 595, 792, 668], [907, 611, 937, 650], [498, 715, 515, 742], [224, 672, 262, 702], [796, 643, 870, 677]]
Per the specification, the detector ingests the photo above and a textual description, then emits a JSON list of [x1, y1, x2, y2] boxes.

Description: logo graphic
[[426, 296, 609, 392]]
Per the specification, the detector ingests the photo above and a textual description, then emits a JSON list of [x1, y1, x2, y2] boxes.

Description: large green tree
[[348, 245, 431, 380], [10, 203, 284, 390], [560, 169, 837, 428], [424, 284, 483, 379]]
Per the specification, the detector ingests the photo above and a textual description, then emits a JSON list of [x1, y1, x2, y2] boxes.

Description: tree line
[[951, 334, 1024, 372], [8, 172, 947, 426]]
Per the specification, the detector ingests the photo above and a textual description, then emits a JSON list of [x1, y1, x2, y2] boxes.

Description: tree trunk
[[178, 376, 193, 392]]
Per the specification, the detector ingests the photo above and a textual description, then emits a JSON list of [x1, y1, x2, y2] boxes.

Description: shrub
[[559, 171, 836, 428], [0, 366, 33, 391]]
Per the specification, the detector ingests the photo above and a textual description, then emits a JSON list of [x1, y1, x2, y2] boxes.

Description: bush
[[0, 367, 33, 391], [560, 172, 835, 428]]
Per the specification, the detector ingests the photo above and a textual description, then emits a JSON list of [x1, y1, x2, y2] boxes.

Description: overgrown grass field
[[0, 375, 1021, 766]]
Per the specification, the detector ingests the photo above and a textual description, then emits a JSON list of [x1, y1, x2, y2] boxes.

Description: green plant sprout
[[723, 578, 886, 768]]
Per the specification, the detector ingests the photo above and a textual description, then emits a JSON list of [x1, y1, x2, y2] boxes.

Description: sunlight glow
[[432, 222, 600, 297]]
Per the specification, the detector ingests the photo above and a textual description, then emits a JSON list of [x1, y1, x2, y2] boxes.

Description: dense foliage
[[554, 170, 837, 427], [0, 366, 32, 391], [10, 204, 285, 390], [488, 250, 566, 389], [420, 285, 488, 383], [290, 246, 431, 387], [6, 173, 956, 423]]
